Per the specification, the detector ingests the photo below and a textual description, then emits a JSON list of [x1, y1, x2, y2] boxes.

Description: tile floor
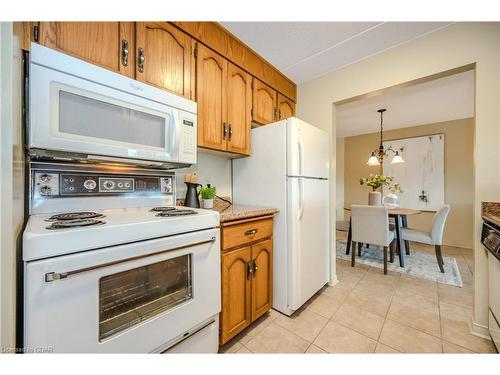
[[219, 236, 497, 354]]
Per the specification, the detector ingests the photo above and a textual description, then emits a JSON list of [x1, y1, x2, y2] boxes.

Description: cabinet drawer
[[222, 218, 273, 250]]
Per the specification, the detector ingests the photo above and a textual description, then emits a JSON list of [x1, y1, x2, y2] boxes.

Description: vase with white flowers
[[359, 174, 403, 206]]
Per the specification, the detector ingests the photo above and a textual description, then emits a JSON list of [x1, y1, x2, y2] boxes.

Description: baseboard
[[328, 275, 339, 287], [469, 318, 492, 340], [443, 241, 473, 250]]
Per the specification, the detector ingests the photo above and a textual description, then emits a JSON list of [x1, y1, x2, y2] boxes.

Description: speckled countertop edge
[[177, 197, 278, 223], [482, 202, 500, 227]]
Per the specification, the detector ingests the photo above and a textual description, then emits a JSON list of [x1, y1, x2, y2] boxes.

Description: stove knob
[[39, 174, 52, 183], [40, 186, 52, 196], [103, 180, 115, 190], [84, 179, 97, 190]]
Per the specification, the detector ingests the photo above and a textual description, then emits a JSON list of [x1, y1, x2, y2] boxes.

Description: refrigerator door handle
[[298, 177, 305, 220], [297, 138, 305, 176]]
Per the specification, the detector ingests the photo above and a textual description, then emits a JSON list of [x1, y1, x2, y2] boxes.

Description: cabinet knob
[[137, 48, 145, 73], [121, 39, 129, 67], [246, 261, 253, 280]]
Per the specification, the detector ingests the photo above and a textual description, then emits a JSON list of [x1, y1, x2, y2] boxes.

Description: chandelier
[[367, 108, 404, 166]]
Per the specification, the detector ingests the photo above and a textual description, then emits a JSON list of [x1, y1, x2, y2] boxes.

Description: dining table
[[343, 205, 422, 267]]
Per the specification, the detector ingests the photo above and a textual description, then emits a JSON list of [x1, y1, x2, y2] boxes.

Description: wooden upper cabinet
[[226, 62, 252, 155], [220, 246, 252, 345], [135, 22, 195, 99], [277, 93, 296, 120], [196, 44, 227, 151], [251, 239, 273, 321], [38, 22, 135, 78], [252, 78, 277, 125]]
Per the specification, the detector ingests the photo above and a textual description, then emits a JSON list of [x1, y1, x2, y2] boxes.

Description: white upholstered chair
[[351, 205, 396, 274], [401, 205, 451, 273]]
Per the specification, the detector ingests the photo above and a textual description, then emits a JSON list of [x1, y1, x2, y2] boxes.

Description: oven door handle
[[44, 236, 217, 282]]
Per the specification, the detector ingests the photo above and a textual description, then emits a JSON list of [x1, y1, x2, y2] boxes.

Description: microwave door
[[30, 64, 176, 164]]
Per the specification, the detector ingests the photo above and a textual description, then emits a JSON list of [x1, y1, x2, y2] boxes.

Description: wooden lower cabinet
[[219, 217, 274, 345], [220, 246, 252, 344], [251, 239, 273, 321]]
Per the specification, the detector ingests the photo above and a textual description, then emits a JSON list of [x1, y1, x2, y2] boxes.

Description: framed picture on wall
[[383, 133, 445, 211]]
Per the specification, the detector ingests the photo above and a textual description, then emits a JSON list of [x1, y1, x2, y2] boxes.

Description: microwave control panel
[[34, 172, 175, 198]]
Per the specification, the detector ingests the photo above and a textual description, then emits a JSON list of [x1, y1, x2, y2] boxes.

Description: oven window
[[59, 90, 168, 149], [99, 254, 192, 340]]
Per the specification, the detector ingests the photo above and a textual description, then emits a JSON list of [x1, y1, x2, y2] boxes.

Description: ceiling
[[335, 70, 475, 138], [221, 22, 450, 83]]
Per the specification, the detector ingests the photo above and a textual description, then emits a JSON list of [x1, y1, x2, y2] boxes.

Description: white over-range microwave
[[28, 44, 197, 168]]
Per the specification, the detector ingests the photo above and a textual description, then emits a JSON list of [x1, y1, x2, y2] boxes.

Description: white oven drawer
[[24, 228, 220, 353]]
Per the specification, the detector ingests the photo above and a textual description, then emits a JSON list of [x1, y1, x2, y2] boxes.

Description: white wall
[[0, 22, 25, 351], [335, 137, 345, 221], [297, 22, 500, 338], [175, 150, 232, 200]]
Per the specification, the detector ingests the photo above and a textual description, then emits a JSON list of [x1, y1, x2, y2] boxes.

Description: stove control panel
[[99, 177, 134, 193], [33, 171, 175, 198], [34, 172, 59, 197]]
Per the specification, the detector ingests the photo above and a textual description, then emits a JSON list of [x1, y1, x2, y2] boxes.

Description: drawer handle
[[245, 229, 258, 236]]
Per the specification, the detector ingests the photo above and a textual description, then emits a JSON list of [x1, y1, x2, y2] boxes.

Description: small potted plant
[[359, 174, 403, 206], [200, 184, 217, 209]]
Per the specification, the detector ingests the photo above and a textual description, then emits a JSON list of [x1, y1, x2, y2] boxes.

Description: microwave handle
[[86, 155, 165, 167]]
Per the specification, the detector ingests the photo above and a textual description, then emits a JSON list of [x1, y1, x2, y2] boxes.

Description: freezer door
[[287, 118, 329, 179], [287, 176, 329, 311]]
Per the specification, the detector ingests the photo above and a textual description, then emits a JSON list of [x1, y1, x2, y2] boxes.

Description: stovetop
[[23, 206, 219, 261]]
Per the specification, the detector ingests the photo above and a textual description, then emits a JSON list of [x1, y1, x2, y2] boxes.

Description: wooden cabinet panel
[[226, 62, 252, 155], [171, 22, 297, 102], [220, 246, 252, 345], [251, 240, 273, 321], [252, 78, 277, 125], [38, 22, 134, 78], [222, 218, 273, 251], [277, 93, 296, 120], [196, 44, 227, 151], [135, 22, 194, 99]]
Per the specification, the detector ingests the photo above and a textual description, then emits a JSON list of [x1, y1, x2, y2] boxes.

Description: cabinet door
[[277, 93, 296, 120], [196, 44, 228, 151], [135, 22, 194, 99], [38, 22, 134, 78], [220, 246, 252, 345], [251, 239, 273, 321], [226, 62, 252, 156], [252, 78, 277, 125]]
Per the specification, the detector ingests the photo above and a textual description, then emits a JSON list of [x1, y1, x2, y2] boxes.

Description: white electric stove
[[23, 161, 221, 353]]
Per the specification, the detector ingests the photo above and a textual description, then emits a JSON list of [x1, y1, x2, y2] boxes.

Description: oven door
[[24, 229, 220, 353], [29, 62, 186, 164]]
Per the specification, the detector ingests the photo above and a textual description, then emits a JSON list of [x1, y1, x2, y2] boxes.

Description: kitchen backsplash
[[175, 150, 232, 200]]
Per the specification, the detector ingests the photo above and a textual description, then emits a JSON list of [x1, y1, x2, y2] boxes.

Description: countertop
[[177, 197, 278, 223], [212, 197, 278, 223], [482, 201, 500, 227]]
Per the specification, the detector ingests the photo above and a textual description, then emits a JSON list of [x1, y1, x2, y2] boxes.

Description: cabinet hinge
[[193, 47, 198, 58], [251, 108, 254, 117], [33, 24, 39, 42]]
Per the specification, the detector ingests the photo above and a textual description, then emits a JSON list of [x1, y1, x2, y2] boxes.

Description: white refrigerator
[[233, 117, 330, 316]]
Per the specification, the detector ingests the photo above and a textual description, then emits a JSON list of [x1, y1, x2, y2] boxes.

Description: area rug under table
[[336, 241, 463, 287]]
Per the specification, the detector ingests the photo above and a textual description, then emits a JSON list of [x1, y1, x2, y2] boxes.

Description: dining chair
[[350, 205, 396, 275], [400, 205, 451, 273]]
